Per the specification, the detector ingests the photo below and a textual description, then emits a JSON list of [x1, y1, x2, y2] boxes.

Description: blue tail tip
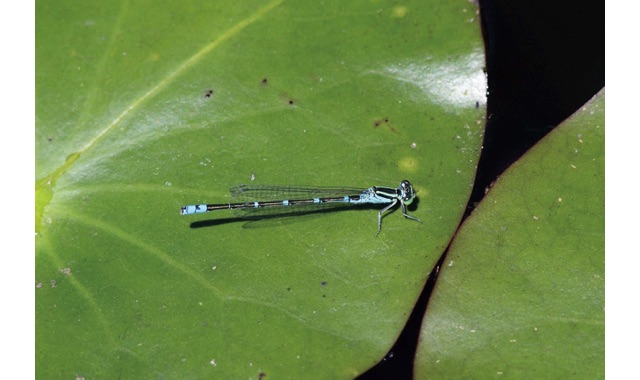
[[181, 204, 208, 215]]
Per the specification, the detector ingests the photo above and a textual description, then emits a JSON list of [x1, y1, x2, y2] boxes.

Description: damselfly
[[180, 180, 422, 235]]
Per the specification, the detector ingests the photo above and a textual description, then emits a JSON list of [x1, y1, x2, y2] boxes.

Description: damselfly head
[[399, 180, 416, 204]]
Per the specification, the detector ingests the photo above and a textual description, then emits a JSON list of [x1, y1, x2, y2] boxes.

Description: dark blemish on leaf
[[279, 93, 296, 106], [373, 117, 391, 129], [204, 89, 214, 98]]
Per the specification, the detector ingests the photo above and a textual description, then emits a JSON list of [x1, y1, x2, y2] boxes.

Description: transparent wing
[[229, 184, 366, 218]]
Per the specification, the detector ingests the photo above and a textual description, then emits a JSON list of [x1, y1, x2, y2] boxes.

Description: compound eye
[[400, 180, 416, 202]]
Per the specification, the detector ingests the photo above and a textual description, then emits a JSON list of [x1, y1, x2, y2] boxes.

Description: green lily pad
[[416, 90, 604, 378], [36, 0, 485, 377]]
